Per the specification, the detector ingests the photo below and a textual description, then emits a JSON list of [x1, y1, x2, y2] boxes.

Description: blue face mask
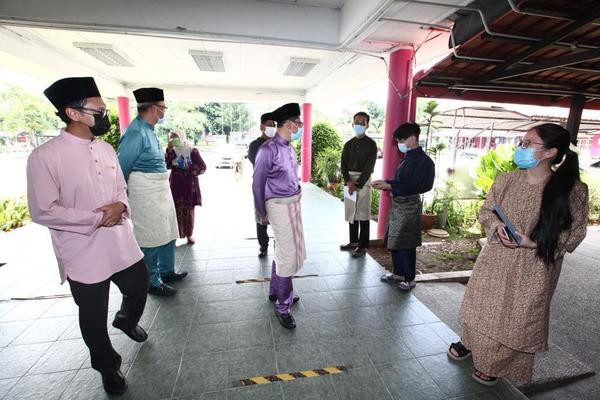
[[156, 117, 165, 125], [397, 143, 408, 153], [354, 125, 366, 136], [514, 147, 540, 169], [292, 127, 303, 141]]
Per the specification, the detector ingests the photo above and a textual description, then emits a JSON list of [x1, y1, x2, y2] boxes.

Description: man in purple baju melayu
[[252, 103, 306, 329]]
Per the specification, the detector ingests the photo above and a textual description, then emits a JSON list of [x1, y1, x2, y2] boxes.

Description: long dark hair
[[530, 123, 580, 266]]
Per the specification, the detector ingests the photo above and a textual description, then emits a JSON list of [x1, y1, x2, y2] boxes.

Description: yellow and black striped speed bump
[[235, 274, 319, 284], [240, 365, 350, 386]]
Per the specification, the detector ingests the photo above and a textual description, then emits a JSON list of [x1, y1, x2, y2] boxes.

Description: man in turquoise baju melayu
[[118, 87, 187, 296]]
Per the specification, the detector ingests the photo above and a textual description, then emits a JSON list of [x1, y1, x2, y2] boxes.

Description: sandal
[[472, 370, 498, 387], [447, 342, 472, 361]]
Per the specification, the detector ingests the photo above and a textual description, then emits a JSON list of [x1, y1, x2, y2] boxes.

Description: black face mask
[[89, 113, 111, 136]]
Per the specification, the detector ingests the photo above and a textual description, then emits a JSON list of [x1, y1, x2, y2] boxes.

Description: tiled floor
[[0, 164, 527, 399]]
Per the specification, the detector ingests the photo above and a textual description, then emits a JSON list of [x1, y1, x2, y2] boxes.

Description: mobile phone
[[494, 204, 522, 245]]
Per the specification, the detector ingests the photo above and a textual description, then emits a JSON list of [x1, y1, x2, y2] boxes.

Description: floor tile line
[[414, 354, 456, 400], [169, 312, 195, 400]]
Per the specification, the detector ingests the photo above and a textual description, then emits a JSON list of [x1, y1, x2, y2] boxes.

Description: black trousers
[[391, 249, 417, 282], [257, 223, 269, 249], [67, 259, 149, 374], [349, 220, 370, 249]]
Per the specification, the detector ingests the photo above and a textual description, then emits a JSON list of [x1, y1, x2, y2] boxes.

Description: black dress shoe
[[148, 283, 177, 296], [112, 319, 148, 343], [351, 247, 367, 258], [161, 271, 188, 283], [275, 311, 296, 329], [258, 246, 268, 258], [340, 242, 359, 251], [102, 370, 127, 395], [269, 295, 300, 303]]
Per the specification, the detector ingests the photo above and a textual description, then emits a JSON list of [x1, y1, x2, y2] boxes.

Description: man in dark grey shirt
[[248, 112, 276, 257], [340, 111, 378, 258]]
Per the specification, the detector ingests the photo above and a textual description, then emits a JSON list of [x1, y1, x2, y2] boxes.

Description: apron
[[344, 171, 372, 223], [386, 194, 422, 250], [266, 194, 306, 277], [127, 171, 179, 248]]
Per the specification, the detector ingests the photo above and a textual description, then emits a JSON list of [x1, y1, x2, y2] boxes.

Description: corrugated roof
[[414, 0, 600, 110]]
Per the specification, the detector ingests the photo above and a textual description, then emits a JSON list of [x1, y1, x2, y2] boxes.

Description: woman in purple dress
[[165, 131, 207, 244]]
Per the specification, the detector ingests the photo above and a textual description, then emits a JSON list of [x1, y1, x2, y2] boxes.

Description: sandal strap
[[450, 342, 471, 357], [474, 370, 497, 382]]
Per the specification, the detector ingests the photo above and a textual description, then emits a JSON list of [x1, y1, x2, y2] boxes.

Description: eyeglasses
[[154, 104, 168, 110], [76, 108, 109, 118], [517, 140, 545, 149], [292, 120, 304, 128]]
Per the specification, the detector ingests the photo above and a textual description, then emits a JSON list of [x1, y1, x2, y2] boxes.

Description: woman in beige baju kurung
[[449, 123, 589, 386]]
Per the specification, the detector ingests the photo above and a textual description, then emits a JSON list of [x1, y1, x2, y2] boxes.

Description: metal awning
[[434, 106, 600, 135], [413, 0, 600, 111]]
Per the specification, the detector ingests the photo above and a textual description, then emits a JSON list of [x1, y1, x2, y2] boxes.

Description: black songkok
[[261, 112, 275, 124], [272, 103, 301, 125], [133, 87, 164, 103], [43, 77, 101, 110]]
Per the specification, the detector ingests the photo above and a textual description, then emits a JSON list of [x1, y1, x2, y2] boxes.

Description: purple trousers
[[269, 261, 294, 315]]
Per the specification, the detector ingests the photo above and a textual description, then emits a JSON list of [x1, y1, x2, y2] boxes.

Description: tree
[[220, 103, 252, 133], [196, 102, 252, 136], [335, 101, 385, 135], [0, 85, 61, 146], [420, 100, 441, 151], [363, 101, 384, 134], [197, 102, 222, 134], [156, 102, 206, 143]]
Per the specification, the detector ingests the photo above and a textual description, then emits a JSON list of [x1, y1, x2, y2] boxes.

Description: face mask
[[89, 114, 111, 136], [265, 126, 276, 138], [292, 127, 303, 141], [397, 143, 408, 153], [514, 147, 541, 169], [156, 117, 165, 124], [354, 125, 366, 136], [172, 138, 181, 147]]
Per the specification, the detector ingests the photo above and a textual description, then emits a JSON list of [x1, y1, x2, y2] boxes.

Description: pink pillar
[[377, 48, 414, 239], [590, 134, 600, 157], [117, 96, 131, 135], [301, 103, 313, 182]]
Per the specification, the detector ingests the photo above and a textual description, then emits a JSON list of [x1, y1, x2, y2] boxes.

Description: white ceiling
[[0, 0, 470, 104]]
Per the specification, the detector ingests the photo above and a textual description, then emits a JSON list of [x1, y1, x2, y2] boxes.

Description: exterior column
[[301, 103, 313, 182], [590, 134, 600, 157], [377, 48, 414, 239], [117, 96, 132, 135], [566, 95, 586, 145]]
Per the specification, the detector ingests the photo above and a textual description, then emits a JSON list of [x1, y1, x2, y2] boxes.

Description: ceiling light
[[73, 42, 133, 67], [283, 58, 319, 77], [189, 50, 225, 72]]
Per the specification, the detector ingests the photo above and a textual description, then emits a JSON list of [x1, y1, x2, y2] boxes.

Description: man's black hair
[[353, 111, 370, 124], [393, 122, 420, 140], [56, 98, 87, 124]]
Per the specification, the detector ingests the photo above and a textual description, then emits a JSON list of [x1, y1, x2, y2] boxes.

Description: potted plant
[[316, 148, 342, 191], [420, 142, 447, 230], [420, 195, 437, 230]]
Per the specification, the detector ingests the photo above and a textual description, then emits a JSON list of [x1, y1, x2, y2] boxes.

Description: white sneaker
[[398, 281, 416, 291]]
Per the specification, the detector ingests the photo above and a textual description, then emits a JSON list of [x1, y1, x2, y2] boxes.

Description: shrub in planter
[[0, 196, 30, 231], [315, 147, 342, 188], [295, 121, 342, 181], [474, 145, 518, 197]]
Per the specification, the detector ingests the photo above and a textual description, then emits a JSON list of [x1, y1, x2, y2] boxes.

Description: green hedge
[[1, 196, 30, 231]]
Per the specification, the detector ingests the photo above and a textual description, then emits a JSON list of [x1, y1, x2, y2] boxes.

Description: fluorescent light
[[189, 50, 225, 72], [283, 58, 319, 77], [73, 42, 133, 67]]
